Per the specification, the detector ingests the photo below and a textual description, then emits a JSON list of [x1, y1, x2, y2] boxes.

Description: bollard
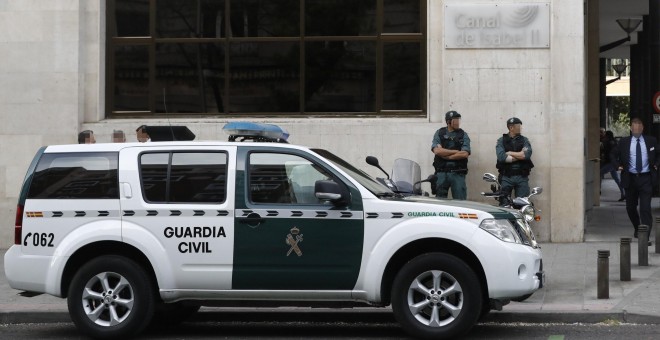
[[597, 250, 610, 299], [638, 225, 649, 266], [620, 238, 631, 281], [656, 217, 660, 254]]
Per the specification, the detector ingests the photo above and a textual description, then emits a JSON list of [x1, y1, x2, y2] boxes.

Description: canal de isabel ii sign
[[445, 3, 550, 49]]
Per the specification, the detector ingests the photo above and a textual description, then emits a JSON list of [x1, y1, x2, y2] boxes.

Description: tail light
[[15, 204, 23, 245]]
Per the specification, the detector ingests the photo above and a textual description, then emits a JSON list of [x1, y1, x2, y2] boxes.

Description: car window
[[311, 148, 393, 195], [140, 151, 227, 203], [249, 152, 333, 204], [28, 152, 119, 199]]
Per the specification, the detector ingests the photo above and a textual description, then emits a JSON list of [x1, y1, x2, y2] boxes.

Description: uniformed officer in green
[[496, 117, 534, 201], [431, 111, 471, 200]]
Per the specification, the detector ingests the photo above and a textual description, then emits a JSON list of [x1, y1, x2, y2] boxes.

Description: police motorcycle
[[480, 172, 542, 223], [366, 156, 437, 196], [481, 172, 542, 302]]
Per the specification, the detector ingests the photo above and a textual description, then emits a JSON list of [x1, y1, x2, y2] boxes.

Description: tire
[[391, 253, 482, 340], [511, 293, 533, 302], [67, 255, 155, 339]]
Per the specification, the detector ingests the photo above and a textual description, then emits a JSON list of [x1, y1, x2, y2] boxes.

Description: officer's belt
[[501, 169, 529, 177], [436, 168, 467, 174]]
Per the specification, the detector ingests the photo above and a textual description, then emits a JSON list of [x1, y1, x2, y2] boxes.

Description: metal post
[[597, 250, 610, 299], [655, 217, 660, 254], [638, 225, 649, 266], [620, 238, 631, 281]]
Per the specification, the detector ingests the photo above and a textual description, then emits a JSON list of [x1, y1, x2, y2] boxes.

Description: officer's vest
[[433, 127, 468, 172], [496, 134, 534, 176]]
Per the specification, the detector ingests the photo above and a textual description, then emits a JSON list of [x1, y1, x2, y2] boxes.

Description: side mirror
[[315, 180, 348, 205], [366, 156, 390, 179], [483, 173, 498, 183], [365, 156, 379, 167]]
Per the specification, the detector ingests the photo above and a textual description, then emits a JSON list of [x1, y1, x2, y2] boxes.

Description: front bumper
[[471, 230, 545, 299]]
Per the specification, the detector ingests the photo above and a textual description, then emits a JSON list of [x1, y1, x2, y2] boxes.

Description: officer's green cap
[[507, 117, 522, 126], [445, 110, 461, 121]]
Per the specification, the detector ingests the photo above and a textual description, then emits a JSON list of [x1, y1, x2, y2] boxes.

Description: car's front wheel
[[67, 255, 155, 339], [391, 253, 482, 339]]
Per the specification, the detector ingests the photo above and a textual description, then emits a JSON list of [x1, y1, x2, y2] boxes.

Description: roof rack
[[222, 122, 290, 143]]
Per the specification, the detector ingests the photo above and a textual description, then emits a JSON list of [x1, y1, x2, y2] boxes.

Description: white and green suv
[[5, 132, 543, 339]]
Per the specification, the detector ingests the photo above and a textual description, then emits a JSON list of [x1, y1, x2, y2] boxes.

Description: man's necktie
[[636, 138, 642, 173]]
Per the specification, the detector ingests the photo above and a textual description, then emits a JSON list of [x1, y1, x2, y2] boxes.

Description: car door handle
[[238, 213, 265, 226]]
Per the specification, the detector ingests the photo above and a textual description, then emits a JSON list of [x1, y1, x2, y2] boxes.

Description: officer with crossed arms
[[431, 110, 471, 200], [496, 117, 534, 204]]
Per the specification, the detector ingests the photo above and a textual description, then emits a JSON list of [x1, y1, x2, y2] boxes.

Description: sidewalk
[[488, 177, 660, 324], [2, 177, 660, 325]]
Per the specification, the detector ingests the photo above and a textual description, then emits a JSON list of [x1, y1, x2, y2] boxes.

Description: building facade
[[0, 0, 590, 248]]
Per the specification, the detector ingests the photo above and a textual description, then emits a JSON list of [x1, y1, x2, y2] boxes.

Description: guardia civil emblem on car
[[286, 227, 303, 256]]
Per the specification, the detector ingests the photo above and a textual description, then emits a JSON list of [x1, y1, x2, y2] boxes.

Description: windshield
[[311, 148, 394, 196]]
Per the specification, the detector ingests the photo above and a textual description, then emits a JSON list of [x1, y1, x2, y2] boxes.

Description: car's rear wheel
[[67, 255, 155, 339], [391, 253, 482, 339]]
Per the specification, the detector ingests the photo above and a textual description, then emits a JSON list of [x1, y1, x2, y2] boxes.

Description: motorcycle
[[481, 172, 543, 225], [481, 172, 542, 302], [366, 156, 437, 196]]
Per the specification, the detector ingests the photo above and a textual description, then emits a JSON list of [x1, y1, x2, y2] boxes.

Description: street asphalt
[[1, 177, 660, 326]]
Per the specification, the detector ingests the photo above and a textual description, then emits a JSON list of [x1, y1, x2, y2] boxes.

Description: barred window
[[107, 0, 425, 117]]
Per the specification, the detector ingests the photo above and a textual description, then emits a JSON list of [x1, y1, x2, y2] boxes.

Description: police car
[[4, 123, 543, 339]]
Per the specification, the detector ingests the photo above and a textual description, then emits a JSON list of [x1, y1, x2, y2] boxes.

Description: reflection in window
[[229, 42, 300, 113], [171, 153, 227, 203], [306, 41, 375, 112], [383, 43, 421, 110], [28, 153, 119, 199], [112, 0, 149, 37], [114, 45, 150, 112], [140, 152, 228, 203], [230, 0, 299, 37], [155, 43, 226, 113], [140, 153, 170, 202], [305, 0, 376, 36], [249, 153, 331, 204], [108, 0, 425, 116], [157, 0, 226, 38], [383, 0, 420, 33]]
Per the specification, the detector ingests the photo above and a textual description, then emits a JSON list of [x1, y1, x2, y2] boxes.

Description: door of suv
[[119, 146, 236, 290], [233, 147, 364, 290]]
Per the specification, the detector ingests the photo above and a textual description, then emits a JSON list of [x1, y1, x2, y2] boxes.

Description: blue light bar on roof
[[222, 122, 290, 142]]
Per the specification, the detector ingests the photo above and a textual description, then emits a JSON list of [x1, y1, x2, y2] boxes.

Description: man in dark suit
[[617, 118, 659, 245]]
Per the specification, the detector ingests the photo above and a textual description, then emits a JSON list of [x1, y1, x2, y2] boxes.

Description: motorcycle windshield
[[391, 158, 421, 195]]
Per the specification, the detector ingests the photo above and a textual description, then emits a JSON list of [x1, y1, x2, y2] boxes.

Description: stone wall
[[0, 0, 587, 248]]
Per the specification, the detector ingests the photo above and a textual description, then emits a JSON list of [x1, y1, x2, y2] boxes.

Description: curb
[[483, 311, 660, 325], [3, 309, 660, 325]]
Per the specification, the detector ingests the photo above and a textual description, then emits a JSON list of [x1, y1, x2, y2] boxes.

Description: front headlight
[[479, 219, 522, 244], [521, 205, 535, 222]]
